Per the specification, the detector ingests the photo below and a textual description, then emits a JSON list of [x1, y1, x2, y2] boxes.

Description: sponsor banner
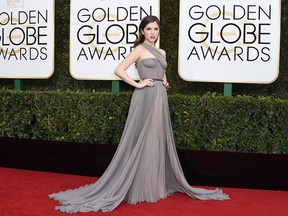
[[70, 0, 159, 80], [0, 0, 55, 78], [179, 0, 281, 83]]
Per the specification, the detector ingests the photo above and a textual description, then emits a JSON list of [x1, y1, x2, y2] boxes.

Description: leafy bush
[[169, 93, 288, 154], [1, 91, 287, 154]]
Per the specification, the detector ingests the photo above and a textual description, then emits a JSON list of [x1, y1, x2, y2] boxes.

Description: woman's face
[[142, 21, 159, 44]]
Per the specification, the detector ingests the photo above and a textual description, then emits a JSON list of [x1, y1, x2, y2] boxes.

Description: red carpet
[[0, 167, 288, 216]]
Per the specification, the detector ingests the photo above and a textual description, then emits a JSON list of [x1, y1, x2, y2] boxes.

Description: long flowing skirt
[[49, 83, 230, 213]]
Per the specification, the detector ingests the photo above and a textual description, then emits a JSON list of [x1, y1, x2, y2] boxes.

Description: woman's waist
[[141, 77, 163, 82]]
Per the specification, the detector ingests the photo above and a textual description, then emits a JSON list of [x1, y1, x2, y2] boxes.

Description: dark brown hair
[[133, 15, 160, 47]]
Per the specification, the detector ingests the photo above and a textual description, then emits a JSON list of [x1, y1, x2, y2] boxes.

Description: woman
[[49, 15, 230, 213]]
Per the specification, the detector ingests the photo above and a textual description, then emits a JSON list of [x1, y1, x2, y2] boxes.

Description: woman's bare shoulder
[[133, 44, 146, 52], [127, 45, 145, 59], [158, 48, 166, 57]]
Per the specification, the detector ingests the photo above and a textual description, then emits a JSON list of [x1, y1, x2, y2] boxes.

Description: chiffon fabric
[[49, 43, 230, 213]]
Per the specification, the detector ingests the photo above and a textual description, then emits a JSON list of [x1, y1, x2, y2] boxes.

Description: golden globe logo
[[75, 8, 143, 60], [186, 5, 271, 62], [178, 0, 281, 84], [0, 11, 48, 60], [70, 0, 159, 80], [0, 0, 54, 79]]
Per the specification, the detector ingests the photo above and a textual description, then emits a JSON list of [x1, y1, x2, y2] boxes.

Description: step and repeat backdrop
[[0, 0, 281, 83]]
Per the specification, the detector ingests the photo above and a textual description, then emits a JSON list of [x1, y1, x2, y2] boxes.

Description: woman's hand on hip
[[137, 79, 155, 89]]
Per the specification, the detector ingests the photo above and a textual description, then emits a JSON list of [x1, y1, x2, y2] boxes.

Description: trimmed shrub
[[1, 91, 287, 154]]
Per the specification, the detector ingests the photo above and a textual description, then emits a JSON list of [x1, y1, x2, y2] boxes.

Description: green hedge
[[1, 90, 287, 154]]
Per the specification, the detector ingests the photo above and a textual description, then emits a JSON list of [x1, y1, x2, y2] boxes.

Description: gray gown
[[49, 43, 230, 213]]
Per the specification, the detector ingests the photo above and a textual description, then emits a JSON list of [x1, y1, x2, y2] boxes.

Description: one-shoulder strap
[[141, 43, 167, 69]]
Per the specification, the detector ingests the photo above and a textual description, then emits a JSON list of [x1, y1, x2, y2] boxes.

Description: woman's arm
[[160, 49, 169, 89]]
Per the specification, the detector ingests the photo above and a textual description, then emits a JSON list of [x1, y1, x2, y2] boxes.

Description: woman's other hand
[[162, 80, 169, 89]]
